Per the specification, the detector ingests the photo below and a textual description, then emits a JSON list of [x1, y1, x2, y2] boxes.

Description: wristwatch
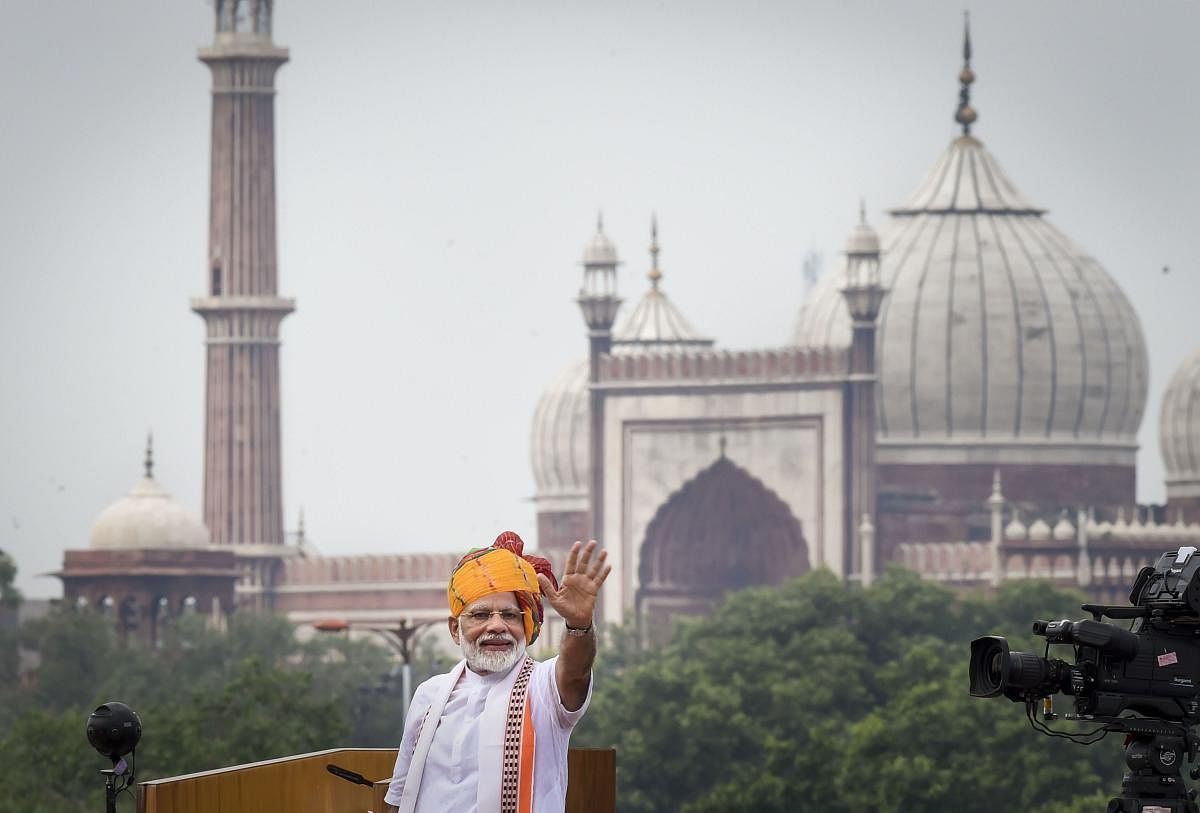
[[563, 621, 593, 637]]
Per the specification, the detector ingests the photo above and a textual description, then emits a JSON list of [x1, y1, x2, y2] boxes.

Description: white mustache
[[478, 633, 515, 644]]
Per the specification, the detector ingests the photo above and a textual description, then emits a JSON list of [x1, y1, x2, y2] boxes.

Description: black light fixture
[[86, 702, 141, 813]]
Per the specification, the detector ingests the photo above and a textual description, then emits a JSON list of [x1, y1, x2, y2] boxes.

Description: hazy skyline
[[2, 1, 1197, 598]]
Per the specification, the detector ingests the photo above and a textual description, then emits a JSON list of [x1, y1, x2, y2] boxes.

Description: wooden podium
[[138, 747, 615, 813]]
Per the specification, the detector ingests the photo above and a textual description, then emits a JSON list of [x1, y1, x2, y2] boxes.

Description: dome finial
[[144, 431, 154, 479], [954, 11, 977, 135], [596, 210, 604, 234], [859, 197, 867, 225], [648, 213, 662, 289]]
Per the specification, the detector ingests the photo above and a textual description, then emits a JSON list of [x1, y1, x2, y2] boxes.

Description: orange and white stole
[[496, 657, 536, 813], [397, 656, 537, 813]]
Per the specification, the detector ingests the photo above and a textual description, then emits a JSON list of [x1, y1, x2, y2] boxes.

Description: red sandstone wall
[[1167, 496, 1200, 524], [271, 587, 447, 615], [877, 462, 1136, 557], [536, 510, 590, 555]]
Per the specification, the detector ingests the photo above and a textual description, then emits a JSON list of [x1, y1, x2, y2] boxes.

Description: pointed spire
[[648, 213, 662, 289], [297, 506, 306, 545], [954, 11, 977, 135], [858, 197, 867, 225], [988, 468, 1004, 507], [144, 432, 154, 479], [596, 210, 604, 234]]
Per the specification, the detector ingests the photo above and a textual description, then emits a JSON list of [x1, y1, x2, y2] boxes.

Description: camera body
[[971, 615, 1200, 721], [971, 546, 1200, 717]]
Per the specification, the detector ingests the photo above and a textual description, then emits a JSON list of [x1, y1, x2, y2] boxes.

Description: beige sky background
[[2, 1, 1197, 597]]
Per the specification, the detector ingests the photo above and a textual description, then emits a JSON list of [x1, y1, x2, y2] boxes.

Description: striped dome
[[612, 288, 713, 353], [529, 359, 590, 511], [1160, 347, 1200, 498], [793, 135, 1149, 465]]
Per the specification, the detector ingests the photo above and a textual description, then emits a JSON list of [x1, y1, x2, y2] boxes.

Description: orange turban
[[447, 531, 558, 644]]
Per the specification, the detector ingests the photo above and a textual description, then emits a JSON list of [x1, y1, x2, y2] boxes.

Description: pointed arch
[[636, 456, 809, 638]]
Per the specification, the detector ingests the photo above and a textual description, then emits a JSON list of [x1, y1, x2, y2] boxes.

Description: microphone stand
[[99, 769, 118, 813], [98, 755, 131, 813]]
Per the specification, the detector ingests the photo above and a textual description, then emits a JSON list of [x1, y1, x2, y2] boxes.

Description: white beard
[[461, 631, 526, 675]]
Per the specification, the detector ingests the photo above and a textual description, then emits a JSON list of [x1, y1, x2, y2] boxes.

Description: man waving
[[385, 532, 611, 813]]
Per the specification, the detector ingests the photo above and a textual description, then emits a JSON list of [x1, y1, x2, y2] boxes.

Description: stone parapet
[[597, 347, 848, 387], [280, 552, 461, 587]]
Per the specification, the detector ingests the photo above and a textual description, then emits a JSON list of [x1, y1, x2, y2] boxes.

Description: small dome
[[1028, 518, 1052, 542], [582, 220, 618, 267], [529, 360, 590, 510], [614, 215, 714, 353], [613, 289, 714, 353], [90, 474, 210, 550], [844, 218, 880, 256], [1052, 515, 1075, 541], [1160, 347, 1200, 497], [1004, 512, 1027, 541]]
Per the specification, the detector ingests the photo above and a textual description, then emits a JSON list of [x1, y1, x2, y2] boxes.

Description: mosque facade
[[527, 24, 1200, 628], [57, 5, 1200, 642]]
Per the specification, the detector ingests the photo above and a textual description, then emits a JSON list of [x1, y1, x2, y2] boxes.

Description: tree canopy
[[0, 553, 1165, 813], [0, 571, 452, 813], [575, 568, 1131, 813]]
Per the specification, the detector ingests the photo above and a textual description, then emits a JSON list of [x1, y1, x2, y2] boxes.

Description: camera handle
[[1080, 604, 1148, 622]]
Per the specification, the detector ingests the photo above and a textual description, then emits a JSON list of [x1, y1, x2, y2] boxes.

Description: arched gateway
[[637, 453, 809, 640]]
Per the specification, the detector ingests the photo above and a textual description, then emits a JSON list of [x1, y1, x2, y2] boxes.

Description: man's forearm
[[556, 624, 597, 711]]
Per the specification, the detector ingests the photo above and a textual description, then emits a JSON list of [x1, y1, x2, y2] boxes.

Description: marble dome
[[529, 359, 591, 511], [1160, 347, 1200, 497], [793, 134, 1149, 464], [90, 454, 210, 550]]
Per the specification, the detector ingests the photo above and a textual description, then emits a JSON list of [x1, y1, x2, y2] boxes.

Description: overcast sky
[[2, 1, 1197, 598]]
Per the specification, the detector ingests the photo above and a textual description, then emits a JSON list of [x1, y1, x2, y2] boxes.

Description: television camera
[[970, 546, 1200, 813]]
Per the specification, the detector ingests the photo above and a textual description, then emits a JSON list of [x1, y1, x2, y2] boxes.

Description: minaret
[[839, 203, 885, 584], [577, 213, 621, 616], [191, 1, 293, 607]]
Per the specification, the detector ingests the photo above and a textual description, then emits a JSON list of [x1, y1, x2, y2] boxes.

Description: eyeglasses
[[460, 609, 523, 627]]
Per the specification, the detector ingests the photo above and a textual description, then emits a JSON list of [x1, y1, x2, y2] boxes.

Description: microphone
[[326, 763, 374, 787]]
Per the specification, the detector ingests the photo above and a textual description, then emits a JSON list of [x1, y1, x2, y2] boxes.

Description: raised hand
[[537, 540, 611, 629]]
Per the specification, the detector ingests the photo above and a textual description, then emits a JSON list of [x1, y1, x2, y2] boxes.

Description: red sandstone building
[[59, 4, 1200, 643]]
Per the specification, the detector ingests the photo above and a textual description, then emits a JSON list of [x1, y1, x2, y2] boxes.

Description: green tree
[[0, 550, 21, 610], [145, 656, 349, 779], [0, 550, 23, 709], [0, 707, 101, 813], [578, 568, 1129, 813], [3, 607, 422, 813]]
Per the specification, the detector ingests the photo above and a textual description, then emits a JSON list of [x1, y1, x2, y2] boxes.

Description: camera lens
[[970, 636, 1051, 698], [969, 636, 1009, 697], [1005, 650, 1048, 691], [988, 651, 1005, 684]]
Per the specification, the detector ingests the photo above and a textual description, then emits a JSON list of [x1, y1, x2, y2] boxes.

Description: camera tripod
[[1099, 719, 1199, 813]]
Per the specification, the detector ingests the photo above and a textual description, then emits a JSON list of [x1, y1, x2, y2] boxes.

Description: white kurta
[[384, 656, 590, 813]]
